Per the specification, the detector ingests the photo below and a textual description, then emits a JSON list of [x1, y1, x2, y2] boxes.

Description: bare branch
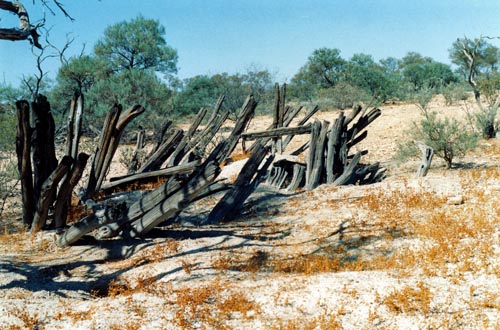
[[0, 0, 42, 48]]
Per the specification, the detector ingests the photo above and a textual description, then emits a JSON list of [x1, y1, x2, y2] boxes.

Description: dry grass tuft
[[173, 280, 260, 329], [382, 282, 432, 315]]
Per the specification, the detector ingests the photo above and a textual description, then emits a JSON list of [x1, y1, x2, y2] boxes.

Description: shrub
[[318, 82, 370, 110], [442, 82, 470, 105], [397, 110, 479, 168], [467, 105, 499, 139], [0, 109, 20, 218]]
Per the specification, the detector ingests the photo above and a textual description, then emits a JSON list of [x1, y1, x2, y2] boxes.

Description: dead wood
[[31, 94, 58, 203], [102, 161, 199, 192], [205, 141, 272, 224], [31, 156, 73, 233], [128, 127, 145, 174], [54, 153, 89, 231], [138, 129, 184, 172], [415, 141, 434, 177], [15, 100, 35, 225]]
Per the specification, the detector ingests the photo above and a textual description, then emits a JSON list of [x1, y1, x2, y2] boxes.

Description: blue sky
[[1, 0, 500, 86]]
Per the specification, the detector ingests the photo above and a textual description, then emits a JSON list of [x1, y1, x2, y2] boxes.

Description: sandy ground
[[2, 96, 500, 329]]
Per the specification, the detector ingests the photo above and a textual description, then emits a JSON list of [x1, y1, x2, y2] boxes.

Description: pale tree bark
[[0, 1, 41, 48], [0, 0, 73, 48]]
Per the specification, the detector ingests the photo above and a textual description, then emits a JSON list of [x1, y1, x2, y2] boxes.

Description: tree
[[169, 68, 273, 117], [380, 57, 401, 74], [94, 15, 178, 78], [56, 55, 110, 94], [450, 37, 500, 138], [399, 52, 456, 91], [169, 75, 222, 116], [86, 68, 173, 129], [345, 53, 390, 98], [450, 37, 500, 81], [291, 48, 346, 89]]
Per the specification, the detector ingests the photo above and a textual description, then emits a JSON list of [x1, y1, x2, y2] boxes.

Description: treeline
[[2, 15, 500, 132]]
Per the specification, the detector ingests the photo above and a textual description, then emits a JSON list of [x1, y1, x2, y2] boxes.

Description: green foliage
[[397, 110, 479, 169], [401, 59, 457, 91], [477, 72, 500, 104], [291, 48, 346, 90], [169, 68, 273, 117], [49, 16, 179, 132], [449, 37, 500, 139], [467, 105, 499, 139], [169, 75, 220, 117], [449, 38, 500, 77], [0, 108, 17, 153], [94, 15, 178, 77], [442, 82, 470, 105], [0, 83, 27, 105], [86, 68, 173, 130], [345, 53, 392, 99], [317, 82, 370, 110], [0, 107, 19, 217]]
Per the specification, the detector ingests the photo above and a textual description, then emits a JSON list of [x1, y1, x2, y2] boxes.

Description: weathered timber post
[[305, 120, 321, 189], [31, 156, 73, 233], [205, 141, 272, 224], [66, 93, 84, 160], [54, 153, 90, 232], [31, 94, 58, 202], [415, 141, 433, 177], [138, 129, 183, 172], [85, 104, 145, 198], [271, 83, 280, 155], [15, 100, 35, 226], [282, 105, 320, 151], [306, 120, 329, 190], [326, 112, 345, 183], [147, 120, 173, 159], [128, 127, 145, 174], [85, 104, 122, 198]]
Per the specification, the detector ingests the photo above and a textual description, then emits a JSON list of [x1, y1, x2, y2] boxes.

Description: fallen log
[[127, 161, 221, 237], [241, 124, 312, 140], [101, 161, 199, 192], [56, 203, 127, 247]]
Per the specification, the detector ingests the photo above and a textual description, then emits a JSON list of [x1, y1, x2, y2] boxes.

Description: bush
[[318, 83, 371, 110], [396, 110, 479, 169], [466, 105, 499, 139], [0, 109, 20, 218], [442, 83, 470, 105]]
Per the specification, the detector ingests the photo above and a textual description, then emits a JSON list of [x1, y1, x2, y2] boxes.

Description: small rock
[[447, 195, 463, 205]]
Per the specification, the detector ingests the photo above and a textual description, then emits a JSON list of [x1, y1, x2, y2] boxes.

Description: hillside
[[2, 98, 500, 329]]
